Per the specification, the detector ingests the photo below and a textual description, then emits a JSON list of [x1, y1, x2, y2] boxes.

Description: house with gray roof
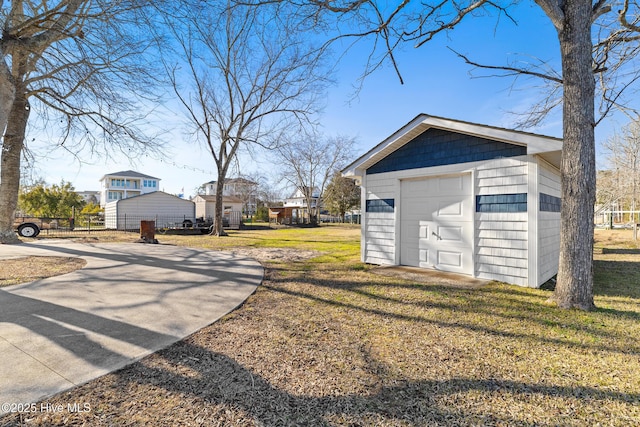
[[99, 170, 161, 207]]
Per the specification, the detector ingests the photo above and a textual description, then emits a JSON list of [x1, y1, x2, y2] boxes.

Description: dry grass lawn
[[0, 256, 86, 287], [1, 226, 639, 426]]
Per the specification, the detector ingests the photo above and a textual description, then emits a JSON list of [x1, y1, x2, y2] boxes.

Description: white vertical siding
[[104, 202, 118, 229], [363, 172, 397, 265], [475, 157, 529, 286], [205, 201, 215, 218], [194, 198, 207, 218], [105, 192, 195, 229], [194, 197, 216, 218], [117, 192, 194, 218], [538, 160, 561, 284]]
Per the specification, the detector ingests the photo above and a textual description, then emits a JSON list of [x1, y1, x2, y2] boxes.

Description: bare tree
[[0, 0, 164, 243], [210, 174, 260, 218], [257, 174, 284, 208], [602, 119, 640, 235], [278, 133, 355, 224], [232, 175, 261, 218], [596, 169, 620, 222], [162, 1, 328, 235], [253, 0, 640, 310]]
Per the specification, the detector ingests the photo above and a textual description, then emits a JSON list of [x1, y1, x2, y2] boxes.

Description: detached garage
[[105, 191, 195, 230], [343, 114, 563, 288]]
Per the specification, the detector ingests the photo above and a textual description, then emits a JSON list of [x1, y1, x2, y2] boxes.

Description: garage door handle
[[432, 231, 442, 240]]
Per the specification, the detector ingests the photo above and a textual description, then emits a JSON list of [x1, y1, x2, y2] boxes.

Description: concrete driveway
[[0, 240, 263, 415]]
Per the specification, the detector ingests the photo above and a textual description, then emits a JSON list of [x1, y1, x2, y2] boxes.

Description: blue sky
[[29, 5, 631, 197]]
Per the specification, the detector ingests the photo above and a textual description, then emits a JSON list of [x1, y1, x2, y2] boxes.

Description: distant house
[[342, 114, 562, 288], [99, 170, 161, 207], [201, 177, 258, 215], [283, 186, 320, 222], [192, 194, 243, 228], [105, 191, 194, 229]]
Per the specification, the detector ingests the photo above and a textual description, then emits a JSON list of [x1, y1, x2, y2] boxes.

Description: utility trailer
[[14, 221, 41, 237], [157, 216, 229, 234]]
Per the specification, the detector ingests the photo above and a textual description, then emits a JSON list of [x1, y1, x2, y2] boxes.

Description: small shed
[[105, 191, 195, 229], [268, 206, 300, 224], [342, 114, 563, 288]]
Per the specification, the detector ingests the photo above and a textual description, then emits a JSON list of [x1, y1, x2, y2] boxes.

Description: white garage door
[[400, 174, 473, 275]]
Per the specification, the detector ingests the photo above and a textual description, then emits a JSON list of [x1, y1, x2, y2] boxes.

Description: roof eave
[[341, 114, 563, 178]]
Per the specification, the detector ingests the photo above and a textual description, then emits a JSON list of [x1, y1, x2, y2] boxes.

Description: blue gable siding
[[367, 128, 527, 175]]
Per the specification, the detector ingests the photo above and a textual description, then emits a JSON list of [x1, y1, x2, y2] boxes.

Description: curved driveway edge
[[0, 240, 263, 414]]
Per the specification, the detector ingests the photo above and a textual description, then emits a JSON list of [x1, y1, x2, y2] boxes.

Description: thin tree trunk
[[0, 93, 29, 243], [551, 0, 596, 310], [633, 157, 637, 240], [210, 177, 228, 236]]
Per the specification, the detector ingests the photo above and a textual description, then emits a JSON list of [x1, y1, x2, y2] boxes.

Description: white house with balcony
[[283, 186, 321, 222], [201, 177, 258, 215], [99, 170, 161, 207]]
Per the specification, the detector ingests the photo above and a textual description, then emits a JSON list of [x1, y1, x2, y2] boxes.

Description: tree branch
[[534, 0, 565, 31], [450, 48, 564, 84]]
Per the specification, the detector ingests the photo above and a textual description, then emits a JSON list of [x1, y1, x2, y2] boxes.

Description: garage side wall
[[104, 201, 118, 229], [362, 173, 396, 265], [194, 198, 217, 219], [538, 160, 561, 284], [475, 157, 529, 286], [194, 198, 206, 218], [108, 193, 196, 230], [119, 194, 194, 217]]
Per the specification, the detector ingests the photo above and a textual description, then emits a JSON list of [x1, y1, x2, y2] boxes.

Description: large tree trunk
[[551, 0, 596, 310], [0, 63, 15, 139], [0, 93, 29, 244]]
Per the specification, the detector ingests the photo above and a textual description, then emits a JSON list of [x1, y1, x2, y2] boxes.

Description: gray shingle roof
[[100, 170, 160, 181]]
